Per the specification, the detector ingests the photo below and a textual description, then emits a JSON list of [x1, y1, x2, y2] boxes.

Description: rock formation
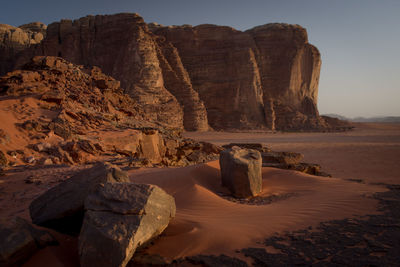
[[29, 162, 130, 234], [0, 56, 221, 167], [220, 147, 262, 198], [154, 23, 325, 130], [13, 14, 207, 131], [1, 13, 347, 131], [79, 182, 176, 267], [0, 22, 46, 75], [223, 143, 331, 177], [0, 217, 56, 266]]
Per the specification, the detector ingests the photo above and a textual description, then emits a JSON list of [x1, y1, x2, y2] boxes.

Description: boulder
[[79, 182, 176, 267], [0, 217, 56, 266], [222, 143, 269, 152], [219, 147, 262, 198], [29, 162, 130, 234], [139, 130, 164, 164], [261, 151, 303, 165]]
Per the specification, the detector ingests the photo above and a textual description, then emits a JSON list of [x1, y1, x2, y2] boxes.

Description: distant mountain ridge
[[323, 114, 400, 123]]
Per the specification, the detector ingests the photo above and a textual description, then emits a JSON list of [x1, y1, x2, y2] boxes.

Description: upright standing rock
[[79, 182, 176, 267], [219, 147, 262, 198]]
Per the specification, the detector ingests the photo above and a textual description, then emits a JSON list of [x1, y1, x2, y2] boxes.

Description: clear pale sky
[[1, 0, 399, 118]]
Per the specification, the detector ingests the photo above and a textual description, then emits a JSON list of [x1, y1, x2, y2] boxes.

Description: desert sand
[[1, 122, 399, 265]]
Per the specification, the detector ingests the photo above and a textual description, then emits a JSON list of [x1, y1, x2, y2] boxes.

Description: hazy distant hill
[[322, 114, 349, 121], [322, 114, 400, 123], [352, 116, 400, 123]]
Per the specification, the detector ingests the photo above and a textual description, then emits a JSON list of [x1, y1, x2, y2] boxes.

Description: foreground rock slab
[[79, 182, 176, 267], [0, 217, 56, 266], [29, 162, 130, 234], [220, 147, 262, 198]]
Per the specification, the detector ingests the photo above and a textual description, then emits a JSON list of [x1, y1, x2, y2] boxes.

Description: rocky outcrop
[[246, 24, 324, 131], [79, 182, 176, 267], [154, 23, 326, 131], [0, 217, 56, 266], [153, 24, 266, 130], [0, 56, 219, 167], [0, 22, 46, 75], [2, 13, 344, 131], [14, 14, 203, 130], [220, 147, 262, 198], [29, 162, 130, 234], [223, 143, 331, 177]]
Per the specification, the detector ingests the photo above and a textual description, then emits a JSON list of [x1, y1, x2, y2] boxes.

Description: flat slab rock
[[79, 182, 176, 267], [220, 147, 262, 198], [29, 162, 130, 234]]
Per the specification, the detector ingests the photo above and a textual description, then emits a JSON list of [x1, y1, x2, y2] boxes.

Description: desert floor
[[1, 122, 399, 266]]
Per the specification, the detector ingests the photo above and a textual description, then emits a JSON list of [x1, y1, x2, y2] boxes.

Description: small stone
[[0, 150, 8, 167], [25, 156, 35, 164]]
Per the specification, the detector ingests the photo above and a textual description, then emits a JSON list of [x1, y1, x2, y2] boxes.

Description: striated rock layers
[[2, 13, 332, 131]]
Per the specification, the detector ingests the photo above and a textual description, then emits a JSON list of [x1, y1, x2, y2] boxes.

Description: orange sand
[[128, 161, 384, 261], [0, 123, 397, 265]]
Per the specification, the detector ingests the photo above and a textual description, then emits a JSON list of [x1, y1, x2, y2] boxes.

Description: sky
[[1, 0, 399, 118]]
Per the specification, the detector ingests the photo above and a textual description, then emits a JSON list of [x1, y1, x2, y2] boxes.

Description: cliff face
[[0, 22, 46, 75], [153, 25, 266, 130], [154, 23, 325, 131], [2, 13, 330, 131], [246, 24, 324, 130], [16, 14, 189, 130]]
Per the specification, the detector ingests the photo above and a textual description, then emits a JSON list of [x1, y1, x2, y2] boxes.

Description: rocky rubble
[[0, 56, 221, 168]]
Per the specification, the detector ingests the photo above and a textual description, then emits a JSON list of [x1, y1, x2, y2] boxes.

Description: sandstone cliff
[[0, 22, 46, 75], [13, 14, 210, 131], [1, 13, 339, 131], [154, 23, 326, 130]]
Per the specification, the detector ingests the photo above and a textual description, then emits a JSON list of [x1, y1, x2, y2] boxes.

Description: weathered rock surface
[[79, 182, 176, 267], [0, 22, 46, 75], [223, 143, 331, 177], [0, 217, 56, 266], [154, 24, 266, 130], [246, 24, 324, 131], [2, 13, 350, 132], [262, 151, 304, 165], [220, 147, 262, 198], [0, 56, 221, 167], [154, 22, 329, 131], [14, 14, 190, 130], [29, 162, 130, 234]]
